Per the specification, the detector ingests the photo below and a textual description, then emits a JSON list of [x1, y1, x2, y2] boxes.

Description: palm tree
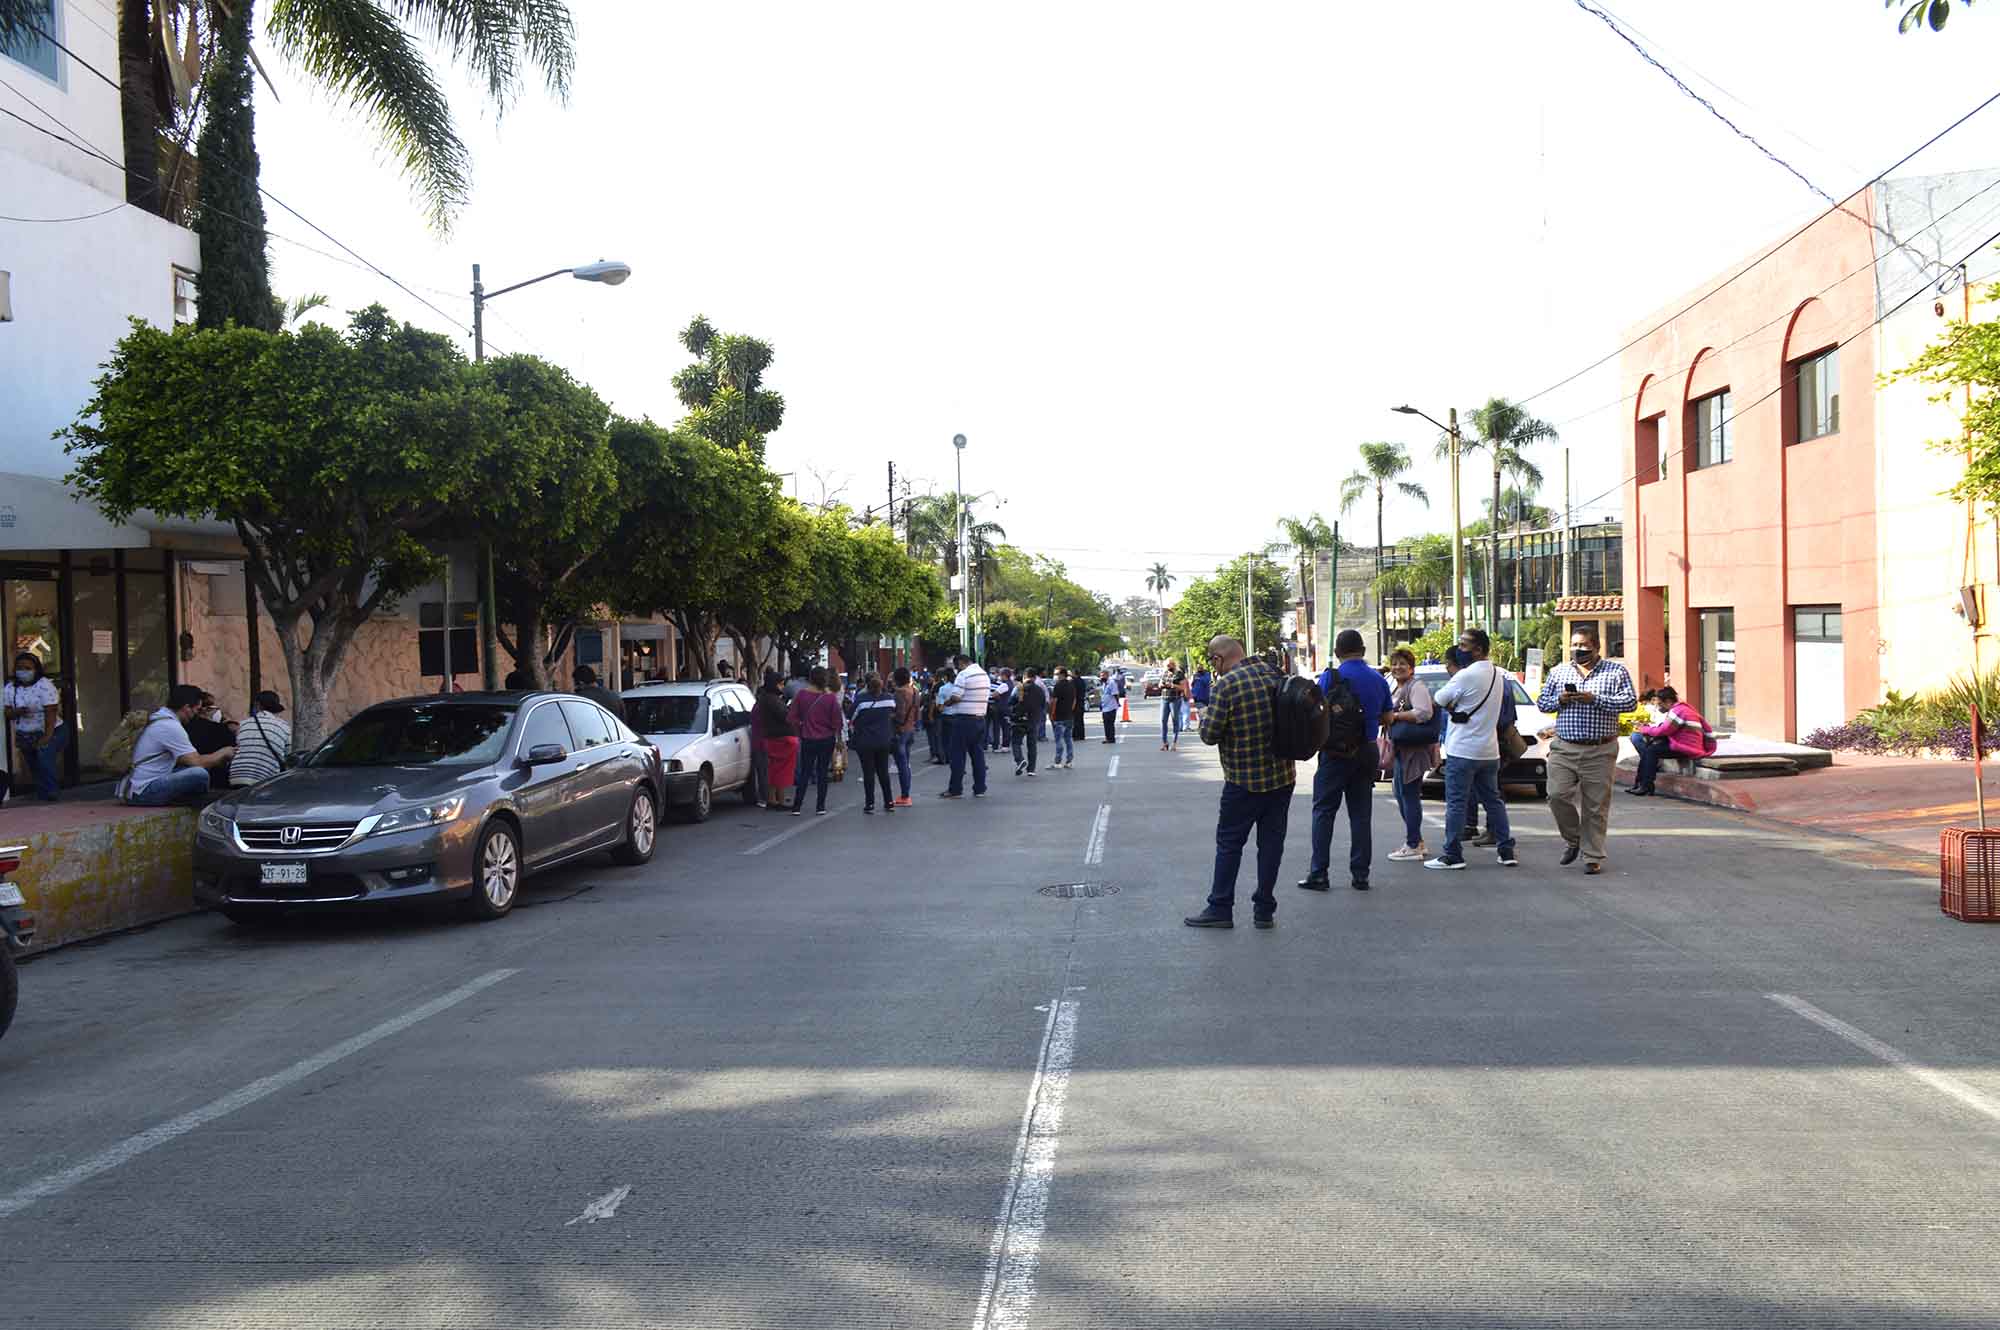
[[1338, 444, 1428, 658], [908, 493, 1005, 581], [1443, 398, 1557, 635], [1145, 561, 1174, 636], [1373, 534, 1453, 641], [89, 0, 574, 226]]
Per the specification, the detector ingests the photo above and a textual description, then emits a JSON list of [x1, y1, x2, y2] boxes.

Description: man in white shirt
[[939, 653, 990, 799], [126, 684, 236, 806], [1425, 629, 1517, 871], [6, 652, 64, 802]]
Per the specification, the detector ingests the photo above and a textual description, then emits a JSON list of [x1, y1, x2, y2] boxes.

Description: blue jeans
[[1161, 699, 1182, 744], [1206, 782, 1293, 916], [16, 724, 67, 800], [1052, 724, 1075, 766], [987, 709, 1008, 751], [1442, 756, 1512, 861], [129, 766, 211, 806], [893, 731, 914, 797], [1633, 734, 1672, 791], [1393, 768, 1426, 850], [1309, 750, 1376, 882], [946, 713, 988, 795], [793, 737, 835, 812]]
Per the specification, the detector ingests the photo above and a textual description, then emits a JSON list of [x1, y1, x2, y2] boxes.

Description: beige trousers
[[1547, 738, 1618, 864]]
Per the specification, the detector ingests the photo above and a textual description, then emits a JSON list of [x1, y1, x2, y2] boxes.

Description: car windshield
[[307, 704, 514, 768], [625, 695, 704, 734]]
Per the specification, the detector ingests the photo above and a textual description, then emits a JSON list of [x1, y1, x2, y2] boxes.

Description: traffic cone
[[1121, 694, 1131, 723]]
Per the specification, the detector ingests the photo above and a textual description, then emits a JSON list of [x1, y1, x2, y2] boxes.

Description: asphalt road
[[3, 699, 1999, 1328]]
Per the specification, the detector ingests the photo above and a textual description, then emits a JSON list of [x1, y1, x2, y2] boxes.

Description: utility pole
[[1561, 447, 1573, 597], [954, 435, 969, 657], [1449, 407, 1464, 634], [1244, 558, 1255, 657], [886, 461, 897, 536]]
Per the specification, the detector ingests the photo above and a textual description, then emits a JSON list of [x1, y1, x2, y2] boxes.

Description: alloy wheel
[[482, 831, 519, 910], [632, 794, 656, 856]]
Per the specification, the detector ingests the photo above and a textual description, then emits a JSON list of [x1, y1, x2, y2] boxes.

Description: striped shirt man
[[1535, 658, 1638, 742], [942, 663, 990, 716]]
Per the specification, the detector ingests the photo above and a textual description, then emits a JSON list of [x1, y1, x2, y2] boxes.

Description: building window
[[172, 267, 198, 325], [1637, 414, 1667, 484], [417, 601, 480, 680], [1793, 605, 1842, 644], [1699, 608, 1736, 733], [1693, 390, 1733, 469], [0, 0, 59, 82], [1606, 619, 1626, 660], [1794, 347, 1839, 442]]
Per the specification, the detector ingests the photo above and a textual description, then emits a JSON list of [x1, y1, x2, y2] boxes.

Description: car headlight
[[368, 795, 466, 837], [198, 806, 233, 839]]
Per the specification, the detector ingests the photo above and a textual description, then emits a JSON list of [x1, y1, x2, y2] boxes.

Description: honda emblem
[[279, 826, 303, 847]]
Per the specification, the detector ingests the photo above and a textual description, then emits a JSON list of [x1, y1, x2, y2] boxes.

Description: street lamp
[[953, 434, 969, 656], [1393, 404, 1463, 635], [468, 258, 632, 688]]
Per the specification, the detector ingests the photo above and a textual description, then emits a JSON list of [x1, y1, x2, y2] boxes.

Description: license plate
[[259, 862, 309, 886], [0, 884, 21, 906]]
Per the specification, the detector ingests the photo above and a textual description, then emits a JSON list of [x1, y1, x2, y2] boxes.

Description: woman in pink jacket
[[1628, 685, 1717, 795]]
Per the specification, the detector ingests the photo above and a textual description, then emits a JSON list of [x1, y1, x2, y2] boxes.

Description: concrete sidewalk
[[1638, 750, 1991, 860]]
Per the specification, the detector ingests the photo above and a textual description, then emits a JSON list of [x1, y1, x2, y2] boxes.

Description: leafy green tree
[[1895, 311, 2000, 508], [192, 0, 275, 331], [1374, 533, 1454, 641], [907, 493, 1006, 580], [770, 511, 940, 669], [64, 306, 499, 746], [1889, 0, 1975, 34], [1166, 556, 1288, 660], [713, 498, 813, 683], [673, 315, 786, 458], [99, 0, 575, 224], [464, 355, 618, 687]]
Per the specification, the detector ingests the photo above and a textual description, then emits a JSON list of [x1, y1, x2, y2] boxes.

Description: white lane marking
[[1107, 755, 1120, 779], [742, 808, 843, 856], [565, 1184, 633, 1226], [1083, 803, 1110, 865], [0, 969, 519, 1221], [1768, 993, 2000, 1123], [971, 996, 1080, 1330]]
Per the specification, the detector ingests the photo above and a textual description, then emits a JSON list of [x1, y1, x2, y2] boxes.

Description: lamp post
[[469, 259, 631, 689], [953, 434, 969, 656], [1393, 404, 1463, 634]]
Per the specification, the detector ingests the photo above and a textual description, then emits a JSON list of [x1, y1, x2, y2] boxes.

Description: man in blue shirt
[[1300, 630, 1394, 891]]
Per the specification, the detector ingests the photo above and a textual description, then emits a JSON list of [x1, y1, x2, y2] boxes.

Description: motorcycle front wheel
[[0, 946, 16, 1043]]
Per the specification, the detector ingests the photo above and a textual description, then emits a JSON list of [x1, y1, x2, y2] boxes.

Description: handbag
[[1498, 722, 1529, 763], [1388, 712, 1442, 747]]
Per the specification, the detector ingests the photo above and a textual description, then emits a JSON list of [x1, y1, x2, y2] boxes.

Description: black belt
[[1556, 734, 1619, 747]]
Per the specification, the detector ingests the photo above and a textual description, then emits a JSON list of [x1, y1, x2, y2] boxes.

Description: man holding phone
[[1535, 623, 1638, 875]]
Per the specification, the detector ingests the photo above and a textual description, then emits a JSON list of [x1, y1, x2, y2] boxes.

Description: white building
[[2, 1, 209, 789]]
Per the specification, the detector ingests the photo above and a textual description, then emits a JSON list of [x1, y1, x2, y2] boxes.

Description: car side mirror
[[522, 743, 568, 766]]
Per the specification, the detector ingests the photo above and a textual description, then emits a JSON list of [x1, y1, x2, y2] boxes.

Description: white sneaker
[[1387, 845, 1426, 862], [1423, 855, 1467, 871]]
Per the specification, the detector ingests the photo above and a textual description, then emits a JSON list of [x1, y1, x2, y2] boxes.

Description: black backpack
[[1321, 670, 1366, 758], [1270, 674, 1329, 762]]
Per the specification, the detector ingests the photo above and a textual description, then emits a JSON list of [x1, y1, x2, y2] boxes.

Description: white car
[[1412, 666, 1553, 798], [620, 681, 762, 821]]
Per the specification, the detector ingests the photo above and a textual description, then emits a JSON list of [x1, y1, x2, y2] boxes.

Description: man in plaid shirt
[[1535, 623, 1637, 875], [1185, 635, 1296, 930]]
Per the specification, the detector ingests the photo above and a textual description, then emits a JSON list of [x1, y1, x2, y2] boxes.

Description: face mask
[[1573, 648, 1595, 664], [14, 670, 32, 684], [209, 709, 223, 722]]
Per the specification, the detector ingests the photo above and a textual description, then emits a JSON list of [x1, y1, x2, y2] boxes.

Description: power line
[[1560, 218, 2000, 528], [1514, 86, 2000, 410]]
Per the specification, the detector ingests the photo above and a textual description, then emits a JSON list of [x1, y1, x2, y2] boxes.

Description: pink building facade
[[1622, 172, 2000, 741]]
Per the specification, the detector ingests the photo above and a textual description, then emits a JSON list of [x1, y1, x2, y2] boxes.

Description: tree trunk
[[118, 0, 164, 214], [268, 612, 327, 752], [515, 600, 547, 688]]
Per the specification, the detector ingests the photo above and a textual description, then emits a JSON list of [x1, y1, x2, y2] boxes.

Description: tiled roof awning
[[1553, 594, 1623, 615]]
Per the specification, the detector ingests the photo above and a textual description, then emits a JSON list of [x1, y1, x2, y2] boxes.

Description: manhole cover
[[1039, 882, 1118, 899]]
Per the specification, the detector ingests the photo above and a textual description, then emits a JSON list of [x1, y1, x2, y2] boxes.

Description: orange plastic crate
[[1940, 826, 2000, 921]]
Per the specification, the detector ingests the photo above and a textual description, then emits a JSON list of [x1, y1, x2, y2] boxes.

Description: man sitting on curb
[[123, 684, 235, 807]]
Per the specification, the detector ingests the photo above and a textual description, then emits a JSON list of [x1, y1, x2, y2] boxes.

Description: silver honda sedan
[[193, 692, 665, 925]]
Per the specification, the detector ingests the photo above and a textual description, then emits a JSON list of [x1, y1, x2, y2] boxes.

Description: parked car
[[621, 680, 761, 821], [1142, 669, 1165, 697], [193, 692, 666, 925], [1412, 666, 1552, 799]]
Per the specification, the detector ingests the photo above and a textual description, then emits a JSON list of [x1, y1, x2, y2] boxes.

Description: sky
[[242, 0, 2000, 608]]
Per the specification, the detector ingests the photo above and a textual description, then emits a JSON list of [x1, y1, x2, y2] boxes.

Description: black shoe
[[1497, 849, 1518, 867], [863, 805, 875, 814], [1351, 879, 1370, 891], [1253, 914, 1275, 929], [939, 791, 963, 800], [1296, 871, 1331, 891], [1471, 832, 1498, 848], [1560, 843, 1580, 866], [1623, 785, 1651, 796], [1184, 909, 1233, 928]]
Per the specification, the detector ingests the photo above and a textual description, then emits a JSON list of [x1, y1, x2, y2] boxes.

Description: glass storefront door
[[3, 571, 62, 793], [1700, 608, 1736, 734]]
